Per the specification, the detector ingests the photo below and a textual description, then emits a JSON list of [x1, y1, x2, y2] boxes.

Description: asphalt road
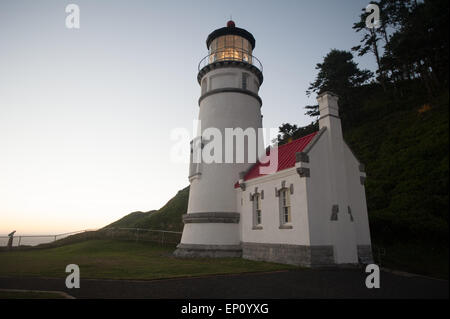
[[0, 268, 447, 299]]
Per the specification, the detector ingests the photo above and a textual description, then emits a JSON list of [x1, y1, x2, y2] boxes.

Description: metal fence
[[0, 228, 182, 248], [98, 227, 182, 245], [0, 230, 92, 247]]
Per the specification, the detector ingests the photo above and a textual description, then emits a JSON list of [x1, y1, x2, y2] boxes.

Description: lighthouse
[[174, 21, 264, 257]]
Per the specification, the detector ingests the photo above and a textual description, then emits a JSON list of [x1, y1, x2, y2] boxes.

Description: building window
[[252, 192, 262, 229], [255, 193, 261, 225], [280, 188, 291, 224]]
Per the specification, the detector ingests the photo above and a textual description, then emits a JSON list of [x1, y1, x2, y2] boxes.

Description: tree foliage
[[276, 122, 318, 145], [352, 0, 449, 95], [305, 49, 372, 120]]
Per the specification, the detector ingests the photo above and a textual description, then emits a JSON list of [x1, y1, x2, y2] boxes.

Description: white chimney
[[317, 91, 343, 141]]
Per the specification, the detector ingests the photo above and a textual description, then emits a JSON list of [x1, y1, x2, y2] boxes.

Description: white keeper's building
[[174, 21, 373, 266]]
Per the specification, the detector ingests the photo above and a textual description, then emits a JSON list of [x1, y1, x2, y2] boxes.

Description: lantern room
[[207, 20, 254, 64], [198, 21, 263, 83]]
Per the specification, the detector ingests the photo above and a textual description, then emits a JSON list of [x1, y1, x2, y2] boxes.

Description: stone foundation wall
[[174, 242, 368, 267], [242, 242, 334, 267]]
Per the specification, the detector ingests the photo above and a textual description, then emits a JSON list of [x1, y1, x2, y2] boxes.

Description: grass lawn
[[0, 239, 295, 280]]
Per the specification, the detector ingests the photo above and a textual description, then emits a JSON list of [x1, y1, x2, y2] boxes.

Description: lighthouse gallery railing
[[198, 49, 263, 73]]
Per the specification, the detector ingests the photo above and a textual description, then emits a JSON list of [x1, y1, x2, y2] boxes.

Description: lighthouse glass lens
[[208, 35, 252, 65], [234, 36, 243, 50], [218, 36, 225, 49]]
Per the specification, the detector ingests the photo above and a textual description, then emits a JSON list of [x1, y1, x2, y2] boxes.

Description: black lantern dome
[[206, 21, 256, 50]]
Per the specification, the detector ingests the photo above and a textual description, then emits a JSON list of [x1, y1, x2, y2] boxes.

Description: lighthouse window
[[217, 36, 225, 49], [225, 35, 233, 47], [242, 73, 249, 90], [242, 39, 250, 53], [201, 78, 207, 94], [234, 35, 243, 50], [210, 39, 217, 52], [189, 137, 202, 180]]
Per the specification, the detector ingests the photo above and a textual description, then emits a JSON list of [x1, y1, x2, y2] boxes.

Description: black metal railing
[[198, 49, 263, 73], [0, 228, 182, 249]]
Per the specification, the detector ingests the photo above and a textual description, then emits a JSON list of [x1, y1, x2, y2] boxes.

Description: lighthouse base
[[173, 244, 242, 258]]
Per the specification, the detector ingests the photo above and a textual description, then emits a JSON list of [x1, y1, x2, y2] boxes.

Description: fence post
[[18, 236, 21, 247], [161, 231, 165, 245], [136, 228, 139, 242]]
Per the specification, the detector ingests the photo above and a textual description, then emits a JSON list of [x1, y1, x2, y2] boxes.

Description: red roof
[[235, 131, 318, 187]]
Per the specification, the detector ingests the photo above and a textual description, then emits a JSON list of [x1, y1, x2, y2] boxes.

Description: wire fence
[[0, 230, 91, 247], [0, 228, 182, 249], [99, 227, 182, 245]]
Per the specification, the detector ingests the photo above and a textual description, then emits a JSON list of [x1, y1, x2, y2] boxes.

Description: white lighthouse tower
[[174, 21, 264, 257]]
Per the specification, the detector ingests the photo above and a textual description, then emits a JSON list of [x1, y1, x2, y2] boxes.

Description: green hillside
[[105, 210, 157, 228], [345, 87, 449, 246], [343, 86, 448, 278], [107, 186, 189, 232]]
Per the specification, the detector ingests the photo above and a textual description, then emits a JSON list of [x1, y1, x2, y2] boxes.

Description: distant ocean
[[0, 232, 82, 247]]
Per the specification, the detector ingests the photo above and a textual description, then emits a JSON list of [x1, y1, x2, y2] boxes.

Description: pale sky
[[0, 0, 376, 235]]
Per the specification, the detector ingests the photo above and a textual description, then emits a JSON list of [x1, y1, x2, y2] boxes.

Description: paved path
[[0, 269, 447, 299]]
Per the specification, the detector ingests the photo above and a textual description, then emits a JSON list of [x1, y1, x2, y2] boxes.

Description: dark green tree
[[352, 1, 415, 89], [276, 122, 319, 146], [352, 11, 384, 84], [380, 0, 449, 95], [304, 49, 372, 119]]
